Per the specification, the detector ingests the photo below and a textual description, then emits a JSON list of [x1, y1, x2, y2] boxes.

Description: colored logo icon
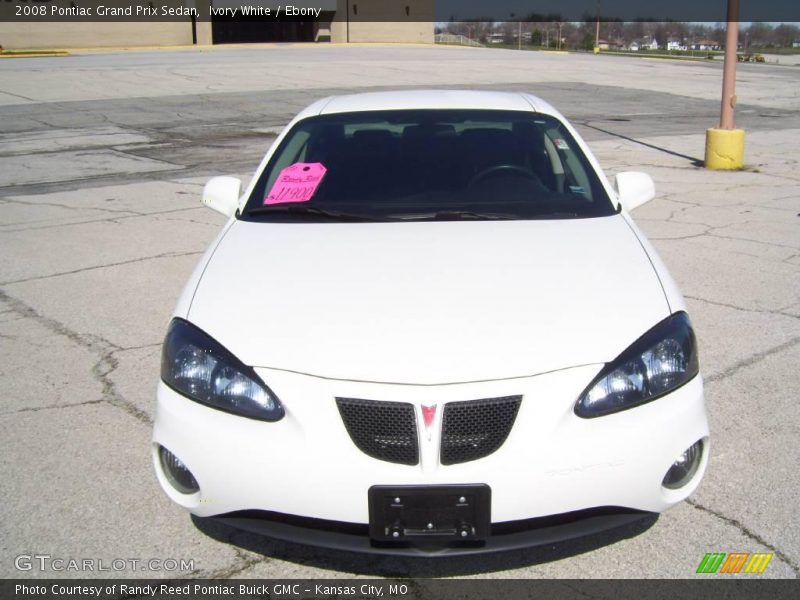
[[696, 552, 773, 574]]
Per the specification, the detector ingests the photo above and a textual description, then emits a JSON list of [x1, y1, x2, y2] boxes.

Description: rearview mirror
[[615, 171, 655, 213], [202, 176, 241, 217]]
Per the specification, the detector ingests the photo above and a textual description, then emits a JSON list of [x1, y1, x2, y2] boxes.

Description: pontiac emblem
[[421, 404, 437, 440]]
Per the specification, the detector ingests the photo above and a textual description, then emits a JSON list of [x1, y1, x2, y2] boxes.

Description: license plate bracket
[[368, 484, 491, 542]]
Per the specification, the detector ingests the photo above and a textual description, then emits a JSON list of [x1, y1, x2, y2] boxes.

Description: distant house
[[597, 39, 623, 50], [667, 39, 687, 51], [690, 39, 720, 51], [487, 32, 506, 44], [793, 40, 800, 48], [629, 37, 658, 51]]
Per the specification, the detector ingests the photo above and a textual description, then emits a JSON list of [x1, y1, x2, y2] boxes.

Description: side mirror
[[615, 171, 655, 212], [202, 176, 241, 217]]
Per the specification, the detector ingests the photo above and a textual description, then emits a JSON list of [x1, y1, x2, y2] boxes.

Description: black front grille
[[336, 398, 419, 465], [440, 396, 522, 465]]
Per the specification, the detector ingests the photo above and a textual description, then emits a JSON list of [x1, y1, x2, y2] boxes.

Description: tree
[[626, 20, 645, 42], [744, 22, 774, 48], [710, 23, 726, 46], [774, 24, 799, 47]]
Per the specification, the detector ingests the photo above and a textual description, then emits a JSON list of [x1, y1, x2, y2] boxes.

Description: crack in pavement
[[0, 89, 36, 102], [0, 398, 104, 418], [709, 232, 800, 252], [116, 341, 162, 352], [195, 547, 268, 579], [156, 215, 219, 227], [684, 295, 800, 321], [687, 499, 800, 576], [778, 300, 800, 313], [704, 336, 800, 384], [644, 202, 800, 251], [0, 250, 203, 286], [0, 204, 214, 234], [94, 347, 152, 425], [651, 224, 800, 250], [0, 289, 152, 426], [1, 194, 143, 213]]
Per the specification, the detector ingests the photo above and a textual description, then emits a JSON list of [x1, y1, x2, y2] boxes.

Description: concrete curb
[[0, 51, 70, 59], [3, 42, 441, 56]]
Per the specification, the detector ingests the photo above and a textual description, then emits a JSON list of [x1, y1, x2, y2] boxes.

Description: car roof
[[298, 90, 560, 119]]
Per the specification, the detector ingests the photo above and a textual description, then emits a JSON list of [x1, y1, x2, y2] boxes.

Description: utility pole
[[345, 0, 350, 43], [705, 0, 745, 169], [719, 1, 739, 130], [511, 12, 521, 50], [594, 0, 600, 53]]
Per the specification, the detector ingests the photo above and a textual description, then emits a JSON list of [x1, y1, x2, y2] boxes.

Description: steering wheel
[[467, 164, 544, 189]]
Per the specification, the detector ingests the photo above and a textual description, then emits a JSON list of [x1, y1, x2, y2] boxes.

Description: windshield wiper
[[245, 205, 381, 222], [393, 210, 518, 221]]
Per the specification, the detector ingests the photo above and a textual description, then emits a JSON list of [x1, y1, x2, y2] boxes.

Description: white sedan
[[153, 90, 709, 555]]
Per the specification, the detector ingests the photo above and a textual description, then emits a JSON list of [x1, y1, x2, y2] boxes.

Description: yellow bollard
[[593, 46, 600, 55], [704, 128, 745, 170]]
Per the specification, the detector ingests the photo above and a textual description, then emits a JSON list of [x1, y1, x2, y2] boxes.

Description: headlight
[[575, 312, 699, 418], [161, 318, 284, 421]]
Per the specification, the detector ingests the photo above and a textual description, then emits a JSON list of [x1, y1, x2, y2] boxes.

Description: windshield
[[242, 109, 615, 222]]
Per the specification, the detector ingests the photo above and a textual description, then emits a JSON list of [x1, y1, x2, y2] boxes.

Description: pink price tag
[[264, 162, 327, 205]]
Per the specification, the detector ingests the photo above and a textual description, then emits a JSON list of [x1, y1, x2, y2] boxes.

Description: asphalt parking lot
[[0, 44, 798, 580]]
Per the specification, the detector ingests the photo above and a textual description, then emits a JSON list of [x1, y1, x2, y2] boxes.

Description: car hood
[[188, 216, 670, 384]]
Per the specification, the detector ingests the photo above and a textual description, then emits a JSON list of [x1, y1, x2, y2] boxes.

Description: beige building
[[0, 1, 433, 50]]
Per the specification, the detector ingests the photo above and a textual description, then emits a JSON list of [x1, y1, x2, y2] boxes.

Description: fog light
[[662, 440, 703, 490], [159, 446, 199, 494]]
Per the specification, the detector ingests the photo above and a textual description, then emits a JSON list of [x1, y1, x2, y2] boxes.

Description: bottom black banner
[[2, 579, 799, 600]]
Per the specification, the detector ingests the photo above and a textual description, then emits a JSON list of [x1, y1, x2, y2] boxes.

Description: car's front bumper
[[199, 506, 657, 556], [153, 362, 709, 544]]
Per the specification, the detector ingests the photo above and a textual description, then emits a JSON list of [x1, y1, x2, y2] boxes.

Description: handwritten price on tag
[[264, 163, 327, 205]]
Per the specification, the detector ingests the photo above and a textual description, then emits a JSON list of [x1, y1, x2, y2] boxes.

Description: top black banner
[[0, 0, 797, 23], [440, 0, 797, 23]]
